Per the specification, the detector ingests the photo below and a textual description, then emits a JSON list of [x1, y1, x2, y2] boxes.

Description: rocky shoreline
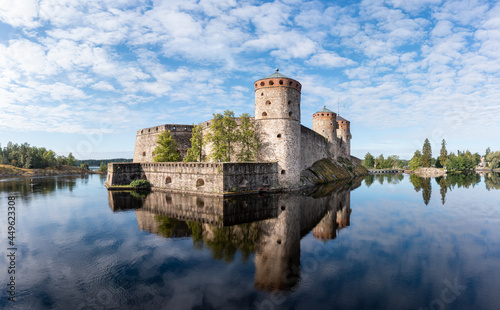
[[414, 167, 446, 178], [0, 164, 105, 177]]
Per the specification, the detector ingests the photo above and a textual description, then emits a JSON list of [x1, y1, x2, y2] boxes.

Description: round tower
[[254, 69, 302, 189], [312, 106, 337, 143], [336, 115, 351, 157]]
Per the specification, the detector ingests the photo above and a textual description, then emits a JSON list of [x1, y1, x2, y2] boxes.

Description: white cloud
[[0, 0, 39, 28], [307, 52, 357, 68], [91, 81, 115, 91]]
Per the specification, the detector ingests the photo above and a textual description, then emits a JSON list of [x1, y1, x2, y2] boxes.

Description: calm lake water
[[1, 173, 500, 310]]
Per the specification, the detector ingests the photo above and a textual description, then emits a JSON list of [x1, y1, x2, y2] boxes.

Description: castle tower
[[312, 106, 337, 143], [254, 69, 302, 189], [336, 115, 351, 157]]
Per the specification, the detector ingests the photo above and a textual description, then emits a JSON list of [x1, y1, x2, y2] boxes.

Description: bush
[[130, 179, 151, 190]]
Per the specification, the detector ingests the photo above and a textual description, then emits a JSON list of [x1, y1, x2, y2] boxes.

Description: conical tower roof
[[316, 106, 334, 114], [336, 115, 349, 122], [263, 68, 289, 79]]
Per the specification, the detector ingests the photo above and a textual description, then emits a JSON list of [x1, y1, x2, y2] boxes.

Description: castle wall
[[107, 162, 278, 195], [133, 124, 194, 162], [300, 125, 335, 170]]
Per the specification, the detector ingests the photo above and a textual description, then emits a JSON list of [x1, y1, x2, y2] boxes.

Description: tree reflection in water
[[108, 178, 362, 291]]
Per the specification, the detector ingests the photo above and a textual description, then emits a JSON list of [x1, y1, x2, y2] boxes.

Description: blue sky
[[0, 0, 499, 160]]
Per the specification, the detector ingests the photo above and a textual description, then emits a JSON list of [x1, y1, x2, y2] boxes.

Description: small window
[[277, 134, 282, 138], [266, 100, 271, 105], [262, 112, 268, 118], [255, 83, 257, 87], [260, 81, 265, 86], [156, 127, 158, 131], [277, 240, 282, 244], [263, 176, 269, 186], [289, 111, 293, 117], [289, 81, 293, 86], [165, 195, 172, 205], [281, 206, 286, 211], [173, 126, 176, 130], [279, 80, 283, 85], [196, 179, 205, 187], [196, 197, 204, 208], [281, 170, 286, 175], [288, 100, 291, 105], [184, 127, 187, 131], [148, 129, 150, 132], [165, 177, 172, 184], [142, 152, 146, 156], [141, 130, 143, 134], [269, 80, 274, 86], [261, 92, 264, 96]]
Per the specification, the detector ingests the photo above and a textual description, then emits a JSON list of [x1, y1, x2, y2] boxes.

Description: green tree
[[485, 147, 491, 158], [362, 152, 375, 168], [98, 162, 108, 172], [374, 154, 384, 169], [153, 130, 181, 162], [206, 110, 238, 162], [184, 124, 204, 162], [439, 139, 448, 166], [236, 113, 258, 162], [421, 138, 432, 167], [67, 153, 76, 166], [409, 150, 421, 171], [486, 151, 500, 170], [80, 163, 90, 170]]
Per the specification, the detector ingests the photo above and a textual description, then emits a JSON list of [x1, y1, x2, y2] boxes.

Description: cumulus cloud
[[0, 0, 498, 155]]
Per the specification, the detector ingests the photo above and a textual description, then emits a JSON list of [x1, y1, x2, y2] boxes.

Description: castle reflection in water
[[107, 178, 363, 291]]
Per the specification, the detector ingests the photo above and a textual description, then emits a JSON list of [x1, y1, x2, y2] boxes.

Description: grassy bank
[[0, 164, 104, 177]]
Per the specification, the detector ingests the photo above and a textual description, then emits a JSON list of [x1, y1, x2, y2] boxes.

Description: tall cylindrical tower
[[312, 106, 337, 143], [254, 69, 302, 189], [336, 115, 351, 157]]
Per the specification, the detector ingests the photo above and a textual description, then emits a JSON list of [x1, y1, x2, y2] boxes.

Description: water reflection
[[0, 175, 83, 200], [364, 173, 404, 187], [108, 178, 363, 291], [407, 173, 495, 205]]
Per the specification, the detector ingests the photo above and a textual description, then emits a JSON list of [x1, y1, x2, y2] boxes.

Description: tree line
[[362, 139, 499, 172], [362, 153, 408, 169], [0, 142, 76, 169], [153, 110, 259, 163], [0, 142, 130, 172]]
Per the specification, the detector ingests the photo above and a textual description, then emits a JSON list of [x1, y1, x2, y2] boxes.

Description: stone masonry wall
[[107, 162, 278, 195], [300, 125, 335, 170], [133, 124, 194, 162]]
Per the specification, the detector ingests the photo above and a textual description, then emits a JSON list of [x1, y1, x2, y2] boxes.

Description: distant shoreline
[[0, 164, 106, 177]]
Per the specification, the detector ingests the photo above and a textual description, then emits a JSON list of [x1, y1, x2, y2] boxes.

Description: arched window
[[262, 112, 268, 118], [196, 179, 205, 187], [142, 151, 146, 156], [165, 176, 172, 184]]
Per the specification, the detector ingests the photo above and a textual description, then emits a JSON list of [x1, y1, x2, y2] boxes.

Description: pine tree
[[439, 139, 447, 167], [421, 138, 432, 167], [236, 113, 258, 162], [184, 124, 204, 162], [153, 130, 181, 162]]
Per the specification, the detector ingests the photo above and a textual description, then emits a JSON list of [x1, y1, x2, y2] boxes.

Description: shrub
[[130, 179, 151, 190]]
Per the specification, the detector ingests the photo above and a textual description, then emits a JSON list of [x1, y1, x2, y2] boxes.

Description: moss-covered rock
[[299, 157, 368, 187]]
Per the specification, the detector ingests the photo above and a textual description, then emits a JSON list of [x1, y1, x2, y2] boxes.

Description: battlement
[[254, 77, 302, 93], [137, 124, 194, 136]]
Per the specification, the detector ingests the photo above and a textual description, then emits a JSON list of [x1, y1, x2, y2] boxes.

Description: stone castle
[[107, 70, 359, 194]]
